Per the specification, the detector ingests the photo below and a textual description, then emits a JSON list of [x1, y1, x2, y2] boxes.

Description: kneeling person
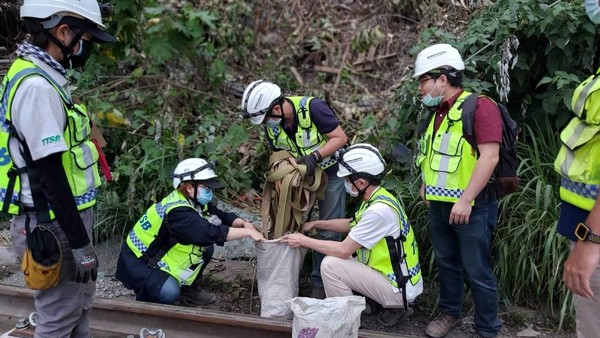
[[281, 144, 423, 326], [116, 158, 264, 305]]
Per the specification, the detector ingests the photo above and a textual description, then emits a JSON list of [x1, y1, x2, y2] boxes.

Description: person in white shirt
[[282, 143, 423, 327]]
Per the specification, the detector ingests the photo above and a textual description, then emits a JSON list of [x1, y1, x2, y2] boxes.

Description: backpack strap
[[385, 235, 409, 310], [18, 135, 53, 223], [461, 92, 479, 138]]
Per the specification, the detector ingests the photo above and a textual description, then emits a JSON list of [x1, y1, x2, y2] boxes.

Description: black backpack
[[461, 93, 520, 198]]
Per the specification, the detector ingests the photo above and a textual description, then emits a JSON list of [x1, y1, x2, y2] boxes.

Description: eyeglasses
[[418, 77, 435, 86]]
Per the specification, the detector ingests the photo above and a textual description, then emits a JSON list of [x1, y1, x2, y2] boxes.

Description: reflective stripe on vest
[[561, 177, 598, 201], [126, 190, 205, 285], [266, 96, 336, 170], [554, 116, 600, 211], [420, 91, 478, 204], [0, 58, 100, 217], [349, 187, 421, 287], [571, 67, 600, 125]]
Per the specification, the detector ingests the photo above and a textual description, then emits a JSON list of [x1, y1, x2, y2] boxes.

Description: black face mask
[[59, 39, 93, 70]]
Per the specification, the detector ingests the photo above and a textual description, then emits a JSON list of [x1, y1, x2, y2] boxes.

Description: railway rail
[[0, 284, 417, 338]]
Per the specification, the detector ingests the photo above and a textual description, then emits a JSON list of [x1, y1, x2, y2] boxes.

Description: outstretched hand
[[248, 229, 265, 242], [242, 221, 256, 230], [281, 233, 305, 248]]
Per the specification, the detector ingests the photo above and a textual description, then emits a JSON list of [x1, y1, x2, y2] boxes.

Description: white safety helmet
[[413, 43, 465, 78], [241, 80, 282, 125], [337, 143, 386, 179], [171, 158, 225, 190], [20, 0, 114, 42]]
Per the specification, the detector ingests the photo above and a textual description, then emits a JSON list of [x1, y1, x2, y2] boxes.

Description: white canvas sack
[[287, 296, 366, 338]]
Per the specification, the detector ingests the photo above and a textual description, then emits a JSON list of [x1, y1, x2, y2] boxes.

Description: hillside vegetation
[[2, 0, 598, 330]]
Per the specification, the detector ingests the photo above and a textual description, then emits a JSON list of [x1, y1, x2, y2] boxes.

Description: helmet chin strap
[[43, 29, 84, 66], [191, 182, 200, 202]]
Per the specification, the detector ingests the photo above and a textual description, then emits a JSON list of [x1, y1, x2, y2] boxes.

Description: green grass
[[93, 189, 136, 243], [493, 120, 574, 329]]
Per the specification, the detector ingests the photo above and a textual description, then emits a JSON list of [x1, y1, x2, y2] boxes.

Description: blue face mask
[[196, 187, 213, 205], [344, 180, 359, 197], [264, 118, 281, 129], [586, 0, 600, 24], [420, 80, 444, 107]]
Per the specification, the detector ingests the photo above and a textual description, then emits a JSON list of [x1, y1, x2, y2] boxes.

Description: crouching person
[[116, 158, 264, 305], [281, 143, 423, 326]]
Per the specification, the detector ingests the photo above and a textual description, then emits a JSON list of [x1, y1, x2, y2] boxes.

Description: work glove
[[297, 153, 318, 177], [72, 243, 98, 283]]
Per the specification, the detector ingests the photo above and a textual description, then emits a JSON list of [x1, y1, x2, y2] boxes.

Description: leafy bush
[[79, 0, 261, 240]]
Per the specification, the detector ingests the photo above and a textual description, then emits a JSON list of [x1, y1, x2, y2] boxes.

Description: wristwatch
[[575, 223, 600, 244]]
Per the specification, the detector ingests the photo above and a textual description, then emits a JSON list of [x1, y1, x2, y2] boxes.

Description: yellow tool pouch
[[22, 223, 62, 290]]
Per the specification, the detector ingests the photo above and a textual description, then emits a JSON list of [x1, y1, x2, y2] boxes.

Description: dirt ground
[[196, 259, 576, 338]]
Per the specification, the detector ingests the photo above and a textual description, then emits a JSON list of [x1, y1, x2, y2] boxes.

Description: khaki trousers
[[320, 255, 405, 308], [11, 209, 96, 338]]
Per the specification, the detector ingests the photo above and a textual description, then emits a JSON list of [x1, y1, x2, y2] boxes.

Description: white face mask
[[264, 118, 281, 128], [586, 0, 600, 24], [344, 180, 359, 197]]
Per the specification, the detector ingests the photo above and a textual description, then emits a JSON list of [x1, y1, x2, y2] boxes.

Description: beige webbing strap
[[261, 150, 327, 239]]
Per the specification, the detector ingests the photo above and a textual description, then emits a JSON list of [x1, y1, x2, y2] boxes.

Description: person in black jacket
[[116, 158, 264, 305]]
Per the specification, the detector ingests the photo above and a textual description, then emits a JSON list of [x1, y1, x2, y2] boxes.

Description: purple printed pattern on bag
[[298, 327, 319, 338]]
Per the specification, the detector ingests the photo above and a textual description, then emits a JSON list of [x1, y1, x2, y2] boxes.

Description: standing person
[[281, 143, 423, 327], [0, 0, 114, 337], [558, 2, 600, 336], [241, 80, 348, 299], [115, 158, 265, 305], [413, 44, 502, 338]]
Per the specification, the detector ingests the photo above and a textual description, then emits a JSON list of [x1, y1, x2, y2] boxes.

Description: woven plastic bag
[[255, 240, 303, 319], [287, 296, 366, 338]]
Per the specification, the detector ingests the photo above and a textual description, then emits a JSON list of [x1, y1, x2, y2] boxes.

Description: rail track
[[0, 284, 417, 338]]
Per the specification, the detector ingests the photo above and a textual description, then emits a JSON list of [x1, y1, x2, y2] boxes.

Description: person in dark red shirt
[[413, 44, 502, 338]]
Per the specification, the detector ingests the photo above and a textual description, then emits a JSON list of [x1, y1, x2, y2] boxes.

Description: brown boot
[[425, 313, 459, 337]]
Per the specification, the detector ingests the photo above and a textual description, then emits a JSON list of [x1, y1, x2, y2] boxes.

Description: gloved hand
[[72, 243, 98, 283], [297, 153, 317, 177]]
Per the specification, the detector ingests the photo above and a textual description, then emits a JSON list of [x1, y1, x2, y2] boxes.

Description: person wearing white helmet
[[558, 3, 600, 337], [413, 44, 502, 338], [1, 1, 114, 337], [281, 144, 423, 326], [241, 80, 348, 299], [115, 158, 265, 306]]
